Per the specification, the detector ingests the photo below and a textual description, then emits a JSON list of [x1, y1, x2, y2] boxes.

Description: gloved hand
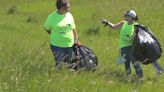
[[101, 18, 109, 26]]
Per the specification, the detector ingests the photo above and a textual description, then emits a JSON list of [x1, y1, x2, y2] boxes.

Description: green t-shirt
[[119, 21, 135, 48], [44, 11, 76, 47]]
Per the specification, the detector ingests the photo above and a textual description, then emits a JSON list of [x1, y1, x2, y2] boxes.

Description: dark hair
[[56, 0, 68, 9], [134, 16, 138, 21]]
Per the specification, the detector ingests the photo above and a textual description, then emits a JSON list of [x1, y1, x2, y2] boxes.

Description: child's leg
[[121, 47, 131, 75], [128, 46, 144, 78], [133, 63, 143, 78], [151, 61, 163, 75]]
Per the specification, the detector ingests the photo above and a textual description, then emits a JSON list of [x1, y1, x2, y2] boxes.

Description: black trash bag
[[133, 25, 162, 65], [71, 44, 98, 70]]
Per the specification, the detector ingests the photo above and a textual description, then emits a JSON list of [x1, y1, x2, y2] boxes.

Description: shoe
[[139, 77, 144, 82], [126, 74, 132, 82], [157, 70, 163, 75], [69, 68, 76, 72]]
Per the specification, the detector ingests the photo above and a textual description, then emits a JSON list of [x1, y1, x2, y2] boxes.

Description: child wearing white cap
[[101, 10, 144, 82]]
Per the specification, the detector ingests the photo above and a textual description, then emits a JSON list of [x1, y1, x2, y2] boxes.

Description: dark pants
[[121, 46, 143, 77], [50, 45, 73, 66]]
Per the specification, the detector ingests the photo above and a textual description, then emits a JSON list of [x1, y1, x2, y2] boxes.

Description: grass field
[[0, 0, 164, 92]]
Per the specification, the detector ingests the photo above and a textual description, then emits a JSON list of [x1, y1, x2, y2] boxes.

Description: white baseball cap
[[124, 10, 137, 19]]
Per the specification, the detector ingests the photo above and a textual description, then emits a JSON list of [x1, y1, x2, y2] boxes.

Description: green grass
[[0, 0, 164, 92]]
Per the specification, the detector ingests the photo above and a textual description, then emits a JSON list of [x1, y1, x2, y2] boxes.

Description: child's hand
[[101, 18, 109, 26], [74, 40, 81, 46]]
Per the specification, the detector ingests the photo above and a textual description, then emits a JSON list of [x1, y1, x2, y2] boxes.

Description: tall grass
[[0, 0, 164, 92]]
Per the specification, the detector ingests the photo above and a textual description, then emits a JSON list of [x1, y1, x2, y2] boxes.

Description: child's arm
[[101, 18, 124, 30]]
